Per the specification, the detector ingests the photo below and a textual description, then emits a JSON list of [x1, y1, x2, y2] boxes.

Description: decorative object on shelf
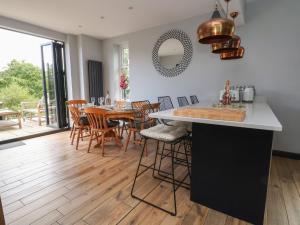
[[222, 80, 232, 105], [119, 72, 129, 99], [152, 29, 193, 77], [220, 46, 245, 60], [197, 0, 235, 44]]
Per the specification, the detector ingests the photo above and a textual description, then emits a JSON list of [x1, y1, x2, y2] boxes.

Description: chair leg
[[131, 139, 177, 216], [170, 144, 177, 216], [70, 123, 74, 138], [124, 130, 132, 152], [81, 128, 84, 141], [152, 140, 160, 177], [76, 128, 81, 150], [101, 133, 105, 156], [71, 128, 76, 145], [184, 141, 191, 180], [87, 132, 94, 153], [114, 129, 122, 147], [131, 138, 148, 196]]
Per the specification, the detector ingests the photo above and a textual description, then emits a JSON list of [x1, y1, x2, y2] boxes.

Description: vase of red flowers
[[119, 72, 128, 99]]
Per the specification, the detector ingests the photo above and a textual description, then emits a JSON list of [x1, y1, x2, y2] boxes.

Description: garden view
[[0, 59, 43, 110]]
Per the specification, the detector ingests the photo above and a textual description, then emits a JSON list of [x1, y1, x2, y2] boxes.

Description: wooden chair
[[124, 101, 159, 155], [21, 101, 45, 126], [84, 107, 121, 156], [68, 106, 90, 150], [66, 99, 87, 138]]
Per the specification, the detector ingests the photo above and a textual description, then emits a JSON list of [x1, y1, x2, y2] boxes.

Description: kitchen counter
[[150, 100, 282, 131], [150, 99, 282, 225]]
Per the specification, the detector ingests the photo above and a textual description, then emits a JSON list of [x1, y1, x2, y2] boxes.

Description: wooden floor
[[0, 132, 299, 225]]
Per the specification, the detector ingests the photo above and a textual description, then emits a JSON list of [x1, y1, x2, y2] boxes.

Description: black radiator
[[88, 60, 103, 103]]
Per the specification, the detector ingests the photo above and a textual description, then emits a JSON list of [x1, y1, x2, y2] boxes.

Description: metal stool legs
[[131, 137, 190, 216]]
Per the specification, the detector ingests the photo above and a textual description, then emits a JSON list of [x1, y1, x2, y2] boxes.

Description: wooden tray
[[173, 107, 246, 122]]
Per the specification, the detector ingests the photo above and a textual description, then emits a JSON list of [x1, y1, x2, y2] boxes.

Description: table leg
[[18, 114, 22, 129], [191, 123, 273, 225]]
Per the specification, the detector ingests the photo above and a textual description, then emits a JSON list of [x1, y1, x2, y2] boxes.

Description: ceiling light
[[211, 12, 241, 53], [100, 16, 105, 20], [220, 47, 245, 60], [197, 0, 235, 44], [128, 6, 134, 10]]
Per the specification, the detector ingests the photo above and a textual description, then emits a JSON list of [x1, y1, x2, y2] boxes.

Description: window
[[120, 47, 130, 99]]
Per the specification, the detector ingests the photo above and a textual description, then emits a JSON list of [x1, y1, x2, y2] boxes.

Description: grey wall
[[102, 0, 300, 154], [77, 35, 103, 100]]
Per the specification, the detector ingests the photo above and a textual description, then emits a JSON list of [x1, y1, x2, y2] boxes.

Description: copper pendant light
[[220, 47, 245, 60], [197, 0, 235, 44], [211, 35, 241, 53], [211, 12, 241, 53]]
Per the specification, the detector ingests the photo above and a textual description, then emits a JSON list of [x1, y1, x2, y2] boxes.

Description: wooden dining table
[[80, 102, 160, 143]]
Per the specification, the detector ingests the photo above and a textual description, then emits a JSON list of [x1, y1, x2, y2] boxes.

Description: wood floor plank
[[9, 197, 68, 225], [0, 132, 299, 225], [203, 209, 227, 225], [2, 201, 23, 215], [280, 181, 300, 225], [31, 210, 63, 225]]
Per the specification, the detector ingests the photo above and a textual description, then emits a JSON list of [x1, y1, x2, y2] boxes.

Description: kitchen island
[[150, 100, 282, 225]]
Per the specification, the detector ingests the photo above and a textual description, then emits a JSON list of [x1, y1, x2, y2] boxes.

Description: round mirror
[[152, 30, 193, 77], [158, 39, 184, 69]]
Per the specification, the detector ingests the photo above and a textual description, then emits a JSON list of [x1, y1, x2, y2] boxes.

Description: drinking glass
[[91, 97, 96, 106], [99, 97, 105, 106]]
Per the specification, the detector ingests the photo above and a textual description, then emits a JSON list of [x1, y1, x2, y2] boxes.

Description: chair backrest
[[66, 100, 87, 108], [131, 100, 157, 129], [68, 106, 82, 126], [158, 96, 174, 111], [84, 107, 108, 130], [177, 96, 190, 107], [190, 95, 199, 104]]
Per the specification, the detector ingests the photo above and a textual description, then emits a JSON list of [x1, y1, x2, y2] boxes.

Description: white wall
[[77, 35, 103, 100], [65, 34, 80, 99], [102, 0, 300, 154], [0, 15, 66, 41]]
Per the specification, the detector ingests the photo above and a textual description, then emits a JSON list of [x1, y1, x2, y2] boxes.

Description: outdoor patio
[[0, 118, 57, 142]]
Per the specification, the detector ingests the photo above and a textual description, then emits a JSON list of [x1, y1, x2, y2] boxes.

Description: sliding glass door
[[41, 42, 68, 128]]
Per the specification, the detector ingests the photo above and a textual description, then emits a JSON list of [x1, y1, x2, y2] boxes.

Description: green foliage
[[0, 59, 43, 99], [0, 83, 36, 111], [0, 60, 42, 110]]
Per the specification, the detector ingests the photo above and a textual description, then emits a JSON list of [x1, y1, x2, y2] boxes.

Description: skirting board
[[273, 150, 300, 160]]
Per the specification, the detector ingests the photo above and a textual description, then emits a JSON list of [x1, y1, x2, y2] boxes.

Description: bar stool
[[131, 123, 190, 216], [190, 95, 199, 104], [177, 96, 190, 107]]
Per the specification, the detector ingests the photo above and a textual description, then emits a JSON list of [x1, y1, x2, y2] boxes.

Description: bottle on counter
[[105, 91, 111, 105]]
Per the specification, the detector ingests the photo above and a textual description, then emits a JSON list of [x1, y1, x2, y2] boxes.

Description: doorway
[[0, 28, 68, 143]]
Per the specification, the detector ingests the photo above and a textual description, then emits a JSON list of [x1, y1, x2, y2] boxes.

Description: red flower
[[120, 73, 128, 90]]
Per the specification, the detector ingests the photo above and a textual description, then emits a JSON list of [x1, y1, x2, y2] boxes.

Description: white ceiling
[[0, 0, 246, 40]]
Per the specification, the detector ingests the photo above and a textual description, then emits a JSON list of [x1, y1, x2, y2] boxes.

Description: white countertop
[[150, 100, 283, 131]]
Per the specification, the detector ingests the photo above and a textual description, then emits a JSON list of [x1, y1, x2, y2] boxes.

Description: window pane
[[122, 48, 129, 66]]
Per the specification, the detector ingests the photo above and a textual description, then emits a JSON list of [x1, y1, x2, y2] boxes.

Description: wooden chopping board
[[173, 107, 246, 122]]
